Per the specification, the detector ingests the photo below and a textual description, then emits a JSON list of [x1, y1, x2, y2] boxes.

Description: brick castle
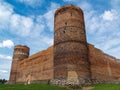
[[9, 5, 120, 84]]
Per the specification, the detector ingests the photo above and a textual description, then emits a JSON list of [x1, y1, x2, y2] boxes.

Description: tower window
[[65, 22, 67, 25], [71, 13, 72, 16]]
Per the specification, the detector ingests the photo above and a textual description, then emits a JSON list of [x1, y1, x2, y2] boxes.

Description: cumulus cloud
[[0, 54, 12, 60], [18, 0, 43, 7], [0, 1, 13, 30], [0, 40, 14, 48], [101, 10, 117, 21], [0, 1, 44, 37], [80, 1, 120, 58], [0, 1, 60, 58]]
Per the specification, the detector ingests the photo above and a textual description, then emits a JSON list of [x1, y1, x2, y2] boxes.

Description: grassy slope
[[93, 84, 120, 90], [0, 83, 69, 90]]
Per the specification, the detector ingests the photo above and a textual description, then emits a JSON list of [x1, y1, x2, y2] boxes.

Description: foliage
[[0, 79, 7, 84]]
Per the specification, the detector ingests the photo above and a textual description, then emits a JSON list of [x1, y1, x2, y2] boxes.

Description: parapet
[[14, 45, 30, 53], [55, 4, 83, 17], [13, 45, 30, 60]]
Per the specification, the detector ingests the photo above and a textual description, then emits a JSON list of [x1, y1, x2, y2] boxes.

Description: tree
[[0, 79, 7, 84]]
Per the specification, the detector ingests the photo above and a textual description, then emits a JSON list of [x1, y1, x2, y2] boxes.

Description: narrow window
[[71, 13, 72, 16], [65, 22, 67, 25]]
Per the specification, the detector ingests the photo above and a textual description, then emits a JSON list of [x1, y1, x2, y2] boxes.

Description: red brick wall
[[88, 44, 120, 81], [54, 5, 90, 80], [16, 46, 53, 83]]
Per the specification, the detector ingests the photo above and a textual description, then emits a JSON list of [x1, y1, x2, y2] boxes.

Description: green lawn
[[0, 83, 69, 90], [93, 84, 120, 90], [0, 83, 120, 90]]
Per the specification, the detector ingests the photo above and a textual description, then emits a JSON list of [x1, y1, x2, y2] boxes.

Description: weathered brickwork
[[9, 5, 120, 84], [88, 44, 120, 83], [54, 4, 90, 80], [9, 45, 29, 83], [9, 46, 53, 83]]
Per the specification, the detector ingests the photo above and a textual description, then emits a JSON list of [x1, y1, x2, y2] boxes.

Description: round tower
[[9, 45, 29, 83], [13, 45, 30, 61], [54, 5, 90, 80]]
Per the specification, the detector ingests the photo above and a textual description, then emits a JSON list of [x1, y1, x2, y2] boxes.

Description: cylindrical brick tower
[[9, 45, 29, 83], [54, 5, 91, 81]]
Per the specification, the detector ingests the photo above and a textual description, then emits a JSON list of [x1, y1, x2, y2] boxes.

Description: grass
[[0, 83, 69, 90], [93, 84, 120, 90], [0, 83, 120, 90]]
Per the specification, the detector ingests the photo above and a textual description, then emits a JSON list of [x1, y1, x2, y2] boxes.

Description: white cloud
[[84, 8, 119, 35], [0, 40, 14, 48], [101, 10, 117, 21], [0, 54, 12, 60], [0, 1, 44, 37], [0, 54, 12, 79], [78, 1, 92, 12], [45, 3, 60, 31], [96, 38, 120, 51], [0, 62, 11, 80], [37, 2, 60, 31], [0, 1, 13, 30], [10, 14, 33, 36], [43, 37, 53, 46], [63, 0, 80, 2], [18, 0, 43, 7], [76, 1, 120, 59], [0, 69, 8, 73]]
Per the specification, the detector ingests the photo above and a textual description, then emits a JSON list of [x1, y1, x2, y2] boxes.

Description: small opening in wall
[[63, 31, 65, 33], [71, 13, 72, 16], [65, 22, 67, 25]]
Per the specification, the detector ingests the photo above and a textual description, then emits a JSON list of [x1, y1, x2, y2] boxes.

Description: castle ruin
[[9, 5, 120, 85]]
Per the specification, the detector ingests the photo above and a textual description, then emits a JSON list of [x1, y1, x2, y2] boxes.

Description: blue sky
[[0, 0, 120, 80]]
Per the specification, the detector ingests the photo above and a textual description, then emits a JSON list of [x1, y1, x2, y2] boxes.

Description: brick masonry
[[9, 5, 120, 84]]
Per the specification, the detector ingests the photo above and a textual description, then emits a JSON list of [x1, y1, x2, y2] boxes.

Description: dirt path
[[82, 87, 94, 90]]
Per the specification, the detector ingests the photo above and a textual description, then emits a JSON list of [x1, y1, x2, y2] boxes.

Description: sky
[[0, 0, 120, 80]]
